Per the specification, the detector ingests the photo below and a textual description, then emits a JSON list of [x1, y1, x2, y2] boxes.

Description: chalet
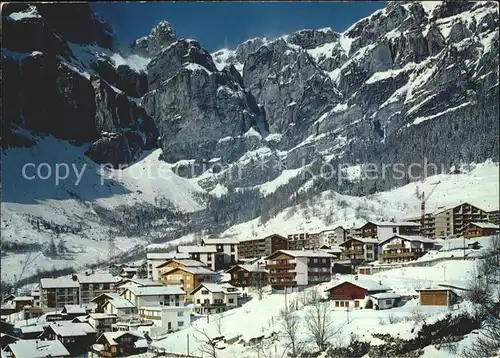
[[339, 237, 379, 263], [61, 304, 94, 319], [378, 235, 436, 264], [463, 222, 500, 238], [416, 287, 459, 306], [226, 264, 268, 288], [238, 234, 288, 259], [11, 296, 34, 311], [265, 250, 333, 291], [368, 292, 402, 310], [18, 324, 46, 339], [39, 322, 97, 356], [177, 245, 218, 270], [146, 252, 191, 281], [160, 266, 217, 295], [155, 258, 204, 280], [114, 278, 162, 293], [92, 331, 149, 357], [325, 277, 393, 309], [87, 313, 119, 335], [190, 283, 240, 314], [120, 286, 186, 308], [201, 237, 240, 269], [92, 293, 125, 313], [138, 305, 191, 332], [4, 339, 71, 358], [102, 297, 137, 317], [40, 277, 80, 308]]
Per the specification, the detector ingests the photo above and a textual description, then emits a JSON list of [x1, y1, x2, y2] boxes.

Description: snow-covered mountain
[[1, 1, 499, 282]]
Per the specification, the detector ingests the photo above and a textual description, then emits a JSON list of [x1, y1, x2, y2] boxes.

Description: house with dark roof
[[39, 322, 97, 356], [92, 330, 149, 357], [226, 264, 268, 288]]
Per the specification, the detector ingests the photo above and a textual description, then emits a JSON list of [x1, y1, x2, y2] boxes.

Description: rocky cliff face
[[1, 3, 157, 166], [2, 1, 499, 185]]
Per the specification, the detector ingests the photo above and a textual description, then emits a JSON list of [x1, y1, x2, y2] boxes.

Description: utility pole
[[463, 236, 466, 260], [187, 333, 190, 355]]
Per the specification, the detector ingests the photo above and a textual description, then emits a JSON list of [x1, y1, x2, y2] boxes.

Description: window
[[207, 254, 212, 261], [177, 311, 184, 317], [197, 299, 200, 304], [178, 321, 184, 327], [228, 298, 234, 303], [201, 290, 209, 295], [392, 227, 397, 233], [230, 244, 235, 252], [385, 300, 392, 305], [335, 301, 339, 307]]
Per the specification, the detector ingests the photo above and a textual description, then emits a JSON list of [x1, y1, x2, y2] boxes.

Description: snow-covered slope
[[1, 136, 204, 282], [220, 161, 499, 239]]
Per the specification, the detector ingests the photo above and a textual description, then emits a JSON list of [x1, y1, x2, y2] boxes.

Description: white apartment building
[[190, 283, 240, 314], [87, 313, 119, 335], [114, 278, 162, 293], [146, 252, 191, 281], [40, 277, 80, 308], [318, 226, 346, 246], [102, 296, 137, 317], [120, 286, 186, 308], [201, 238, 239, 269], [177, 245, 218, 270], [138, 306, 191, 333]]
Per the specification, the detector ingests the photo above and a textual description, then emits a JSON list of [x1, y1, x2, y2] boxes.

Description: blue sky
[[91, 2, 386, 52]]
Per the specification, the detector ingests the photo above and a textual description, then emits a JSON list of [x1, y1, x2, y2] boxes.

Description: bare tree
[[249, 272, 267, 300], [462, 319, 500, 358], [214, 313, 223, 335], [192, 324, 224, 358], [305, 289, 338, 350], [278, 306, 304, 357]]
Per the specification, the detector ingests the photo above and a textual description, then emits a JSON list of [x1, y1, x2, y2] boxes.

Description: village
[[1, 201, 499, 357]]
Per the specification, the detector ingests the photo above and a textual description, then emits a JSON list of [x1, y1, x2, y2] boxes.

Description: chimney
[[379, 280, 382, 285]]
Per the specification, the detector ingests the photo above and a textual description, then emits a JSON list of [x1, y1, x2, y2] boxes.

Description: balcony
[[269, 271, 296, 277], [308, 271, 331, 277], [270, 280, 297, 287], [266, 263, 296, 269], [342, 248, 364, 254], [201, 302, 226, 307], [381, 250, 420, 258]]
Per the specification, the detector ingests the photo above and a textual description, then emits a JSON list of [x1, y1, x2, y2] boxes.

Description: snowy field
[[1, 137, 205, 282], [142, 258, 485, 358]]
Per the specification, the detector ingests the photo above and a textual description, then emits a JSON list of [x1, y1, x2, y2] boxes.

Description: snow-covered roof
[[157, 259, 205, 269], [239, 234, 287, 243], [370, 221, 420, 227], [77, 272, 118, 284], [88, 313, 118, 320], [20, 324, 45, 334], [6, 339, 70, 358], [165, 266, 217, 275], [369, 292, 401, 300], [40, 277, 79, 289], [177, 245, 218, 253], [341, 237, 379, 245], [126, 285, 186, 297], [62, 304, 90, 314], [191, 283, 240, 295], [12, 296, 34, 301], [380, 235, 436, 245], [269, 250, 334, 258], [146, 252, 191, 260], [103, 297, 135, 309], [326, 277, 392, 292], [468, 222, 499, 229], [202, 237, 240, 245], [99, 331, 145, 345], [47, 322, 97, 336], [115, 278, 162, 287], [227, 264, 268, 273], [91, 292, 122, 302]]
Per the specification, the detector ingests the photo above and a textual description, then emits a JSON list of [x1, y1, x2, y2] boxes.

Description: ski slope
[[1, 136, 204, 282]]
